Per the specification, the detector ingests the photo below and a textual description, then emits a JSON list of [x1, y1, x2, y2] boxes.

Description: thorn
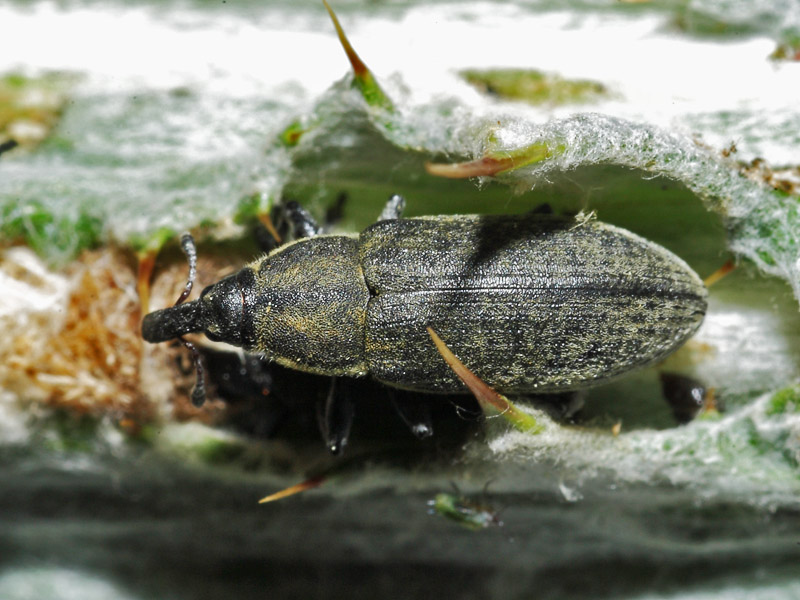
[[426, 141, 554, 179], [703, 259, 735, 287], [426, 327, 543, 433], [701, 387, 720, 416], [258, 212, 282, 245], [425, 156, 517, 179], [323, 0, 369, 79], [258, 476, 325, 504], [427, 327, 507, 415], [322, 0, 393, 111]]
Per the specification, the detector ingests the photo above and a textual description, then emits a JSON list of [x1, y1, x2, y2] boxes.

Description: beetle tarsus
[[318, 377, 355, 455], [285, 200, 322, 238], [181, 337, 207, 407], [389, 390, 433, 439]]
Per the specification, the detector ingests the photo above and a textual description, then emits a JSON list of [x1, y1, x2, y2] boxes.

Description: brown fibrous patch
[[1, 246, 237, 432]]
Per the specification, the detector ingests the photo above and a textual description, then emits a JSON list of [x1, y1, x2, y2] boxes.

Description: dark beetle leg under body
[[659, 372, 719, 424], [652, 260, 730, 424], [318, 376, 355, 455], [324, 192, 348, 228], [529, 202, 553, 215], [0, 138, 19, 157], [281, 194, 409, 453], [284, 200, 322, 238], [255, 194, 348, 253], [201, 348, 292, 438]]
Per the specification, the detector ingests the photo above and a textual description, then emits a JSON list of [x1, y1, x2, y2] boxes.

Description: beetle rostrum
[[142, 198, 707, 400]]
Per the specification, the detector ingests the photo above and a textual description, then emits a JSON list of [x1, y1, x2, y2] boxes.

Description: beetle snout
[[141, 300, 204, 343]]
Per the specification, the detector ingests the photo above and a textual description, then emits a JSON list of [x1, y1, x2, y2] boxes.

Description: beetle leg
[[256, 193, 348, 250], [317, 376, 355, 455], [377, 194, 406, 221], [388, 389, 433, 439], [0, 138, 19, 157], [659, 372, 720, 424], [284, 200, 322, 238], [323, 192, 348, 229], [535, 390, 586, 421], [529, 202, 554, 215]]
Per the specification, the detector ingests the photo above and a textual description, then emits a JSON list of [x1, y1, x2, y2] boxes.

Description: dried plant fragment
[[462, 69, 608, 106], [0, 246, 232, 432], [2, 248, 152, 425]]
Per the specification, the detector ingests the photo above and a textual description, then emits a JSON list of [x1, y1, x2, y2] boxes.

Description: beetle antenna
[[175, 232, 197, 305], [174, 233, 207, 407]]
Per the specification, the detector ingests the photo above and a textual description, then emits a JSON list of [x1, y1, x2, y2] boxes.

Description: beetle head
[[141, 270, 254, 347], [140, 233, 254, 407]]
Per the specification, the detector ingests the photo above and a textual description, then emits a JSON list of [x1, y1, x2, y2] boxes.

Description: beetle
[[142, 195, 707, 449]]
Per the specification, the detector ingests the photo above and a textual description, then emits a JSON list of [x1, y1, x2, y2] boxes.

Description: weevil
[[142, 195, 707, 449]]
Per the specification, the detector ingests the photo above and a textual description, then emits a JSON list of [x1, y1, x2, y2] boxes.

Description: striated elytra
[[142, 208, 707, 396]]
